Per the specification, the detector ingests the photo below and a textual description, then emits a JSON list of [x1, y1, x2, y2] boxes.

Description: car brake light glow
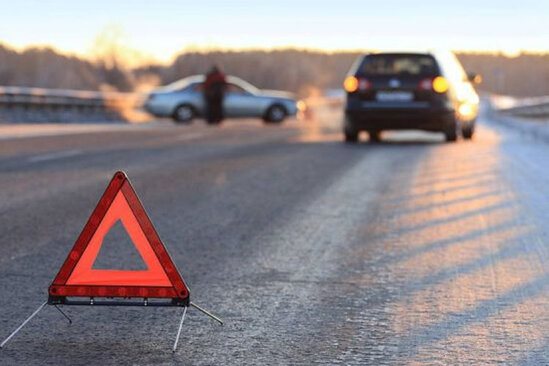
[[432, 76, 450, 93], [358, 79, 371, 91], [344, 76, 358, 93], [419, 78, 432, 90], [458, 103, 474, 117]]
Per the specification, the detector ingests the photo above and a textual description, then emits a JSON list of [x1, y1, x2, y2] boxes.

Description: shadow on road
[[329, 126, 548, 363]]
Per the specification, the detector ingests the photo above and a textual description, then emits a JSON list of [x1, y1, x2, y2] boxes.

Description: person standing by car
[[203, 65, 227, 124]]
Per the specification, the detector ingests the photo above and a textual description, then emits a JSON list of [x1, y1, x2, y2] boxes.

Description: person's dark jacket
[[204, 70, 226, 101]]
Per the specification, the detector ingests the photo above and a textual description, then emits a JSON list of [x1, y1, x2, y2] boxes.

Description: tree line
[[1, 43, 547, 97]]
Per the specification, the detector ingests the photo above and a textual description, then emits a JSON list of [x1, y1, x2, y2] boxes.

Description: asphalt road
[[0, 106, 547, 365]]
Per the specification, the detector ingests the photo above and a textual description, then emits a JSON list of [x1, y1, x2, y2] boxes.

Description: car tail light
[[418, 76, 450, 93], [344, 76, 358, 92], [358, 79, 371, 91], [344, 76, 371, 93], [419, 78, 432, 90], [432, 76, 449, 93]]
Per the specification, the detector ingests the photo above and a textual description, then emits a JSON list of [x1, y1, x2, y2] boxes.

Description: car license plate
[[376, 91, 413, 102]]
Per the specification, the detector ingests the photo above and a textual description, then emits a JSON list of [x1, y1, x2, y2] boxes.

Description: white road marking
[[0, 123, 164, 141], [27, 149, 82, 163]]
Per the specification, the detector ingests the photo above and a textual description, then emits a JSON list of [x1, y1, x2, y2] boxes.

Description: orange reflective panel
[[66, 190, 171, 286], [49, 171, 189, 302]]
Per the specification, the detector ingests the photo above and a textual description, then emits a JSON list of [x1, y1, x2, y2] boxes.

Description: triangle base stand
[[0, 300, 223, 352], [172, 302, 224, 352]]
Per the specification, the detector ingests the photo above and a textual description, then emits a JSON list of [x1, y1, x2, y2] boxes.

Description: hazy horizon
[[1, 0, 547, 66], [2, 40, 549, 68]]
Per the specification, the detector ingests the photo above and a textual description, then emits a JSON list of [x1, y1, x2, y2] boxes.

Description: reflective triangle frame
[[48, 171, 189, 306]]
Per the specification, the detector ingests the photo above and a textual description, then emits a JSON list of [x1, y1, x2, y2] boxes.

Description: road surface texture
[[0, 105, 547, 365]]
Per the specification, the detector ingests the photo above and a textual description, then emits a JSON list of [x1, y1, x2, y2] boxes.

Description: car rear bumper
[[345, 102, 454, 132]]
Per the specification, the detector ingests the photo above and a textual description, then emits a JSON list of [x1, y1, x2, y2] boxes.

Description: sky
[[1, 0, 547, 64]]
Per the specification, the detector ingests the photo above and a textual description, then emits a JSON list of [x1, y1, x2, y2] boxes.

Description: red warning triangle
[[49, 171, 189, 304]]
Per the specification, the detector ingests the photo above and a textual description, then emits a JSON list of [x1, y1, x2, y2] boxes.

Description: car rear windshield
[[358, 54, 439, 77]]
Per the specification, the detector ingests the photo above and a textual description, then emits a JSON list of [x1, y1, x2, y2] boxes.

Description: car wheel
[[445, 129, 457, 142], [368, 130, 381, 142], [264, 104, 287, 124], [445, 118, 458, 142], [173, 104, 195, 123], [344, 129, 358, 143], [462, 123, 475, 139]]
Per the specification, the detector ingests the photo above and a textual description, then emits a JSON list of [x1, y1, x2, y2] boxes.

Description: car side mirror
[[467, 72, 482, 85]]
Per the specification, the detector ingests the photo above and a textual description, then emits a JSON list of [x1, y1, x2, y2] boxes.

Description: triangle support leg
[[172, 306, 188, 353], [190, 302, 223, 325], [0, 301, 47, 349], [54, 305, 72, 324]]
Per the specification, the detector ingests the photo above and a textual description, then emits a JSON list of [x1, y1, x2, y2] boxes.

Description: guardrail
[[492, 95, 549, 119], [0, 86, 147, 123], [0, 86, 136, 110]]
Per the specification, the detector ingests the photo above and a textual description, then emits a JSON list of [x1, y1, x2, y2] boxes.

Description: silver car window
[[163, 76, 205, 92], [226, 84, 249, 94], [227, 77, 259, 95]]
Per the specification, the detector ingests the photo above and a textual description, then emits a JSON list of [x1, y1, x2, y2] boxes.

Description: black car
[[343, 51, 480, 142]]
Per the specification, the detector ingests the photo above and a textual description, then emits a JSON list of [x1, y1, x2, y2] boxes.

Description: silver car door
[[223, 83, 259, 118], [187, 83, 206, 116]]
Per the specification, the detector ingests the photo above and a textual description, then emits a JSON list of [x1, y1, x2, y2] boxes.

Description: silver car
[[144, 75, 300, 124]]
